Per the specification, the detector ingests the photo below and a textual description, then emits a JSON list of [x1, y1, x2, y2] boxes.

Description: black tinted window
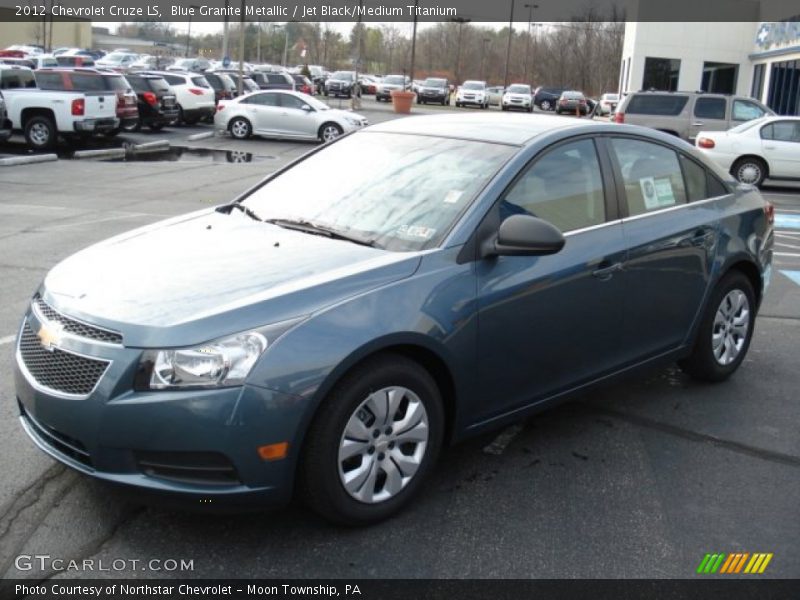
[[1, 69, 36, 89], [161, 74, 184, 85], [679, 155, 709, 201], [34, 72, 65, 89], [694, 97, 726, 120], [626, 94, 688, 115], [267, 74, 287, 83], [147, 78, 170, 93], [191, 76, 210, 88], [105, 76, 130, 92], [69, 74, 106, 91], [204, 74, 222, 90], [503, 139, 606, 232], [610, 138, 687, 216]]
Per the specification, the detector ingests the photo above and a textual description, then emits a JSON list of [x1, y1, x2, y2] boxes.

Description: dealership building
[[621, 20, 800, 115]]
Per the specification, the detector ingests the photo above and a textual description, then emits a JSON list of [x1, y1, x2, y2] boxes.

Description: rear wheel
[[24, 116, 56, 151], [319, 122, 343, 143], [229, 117, 252, 139], [540, 99, 552, 111], [148, 122, 164, 132], [122, 120, 141, 133], [732, 157, 767, 187], [679, 271, 756, 382], [299, 354, 444, 525]]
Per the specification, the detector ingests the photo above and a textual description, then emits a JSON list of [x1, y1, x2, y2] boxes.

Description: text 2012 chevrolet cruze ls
[[15, 114, 774, 524]]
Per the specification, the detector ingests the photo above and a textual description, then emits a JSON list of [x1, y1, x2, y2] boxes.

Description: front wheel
[[732, 157, 767, 187], [540, 99, 552, 111], [229, 117, 252, 139], [679, 271, 756, 382], [319, 122, 343, 143], [299, 354, 444, 525]]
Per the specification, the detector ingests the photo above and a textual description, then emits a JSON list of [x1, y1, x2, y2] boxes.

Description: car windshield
[[507, 85, 530, 94], [241, 132, 515, 252], [331, 71, 354, 81], [103, 53, 131, 63], [423, 78, 445, 87], [384, 76, 405, 85], [463, 82, 484, 90]]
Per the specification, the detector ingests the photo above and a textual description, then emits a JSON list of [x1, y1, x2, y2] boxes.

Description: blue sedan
[[14, 113, 774, 524]]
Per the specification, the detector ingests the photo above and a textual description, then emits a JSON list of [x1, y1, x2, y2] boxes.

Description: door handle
[[692, 121, 704, 126], [764, 145, 776, 150], [592, 262, 623, 280]]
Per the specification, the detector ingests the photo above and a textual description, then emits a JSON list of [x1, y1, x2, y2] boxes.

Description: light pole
[[221, 0, 230, 61], [451, 17, 470, 83], [480, 38, 490, 81], [185, 6, 199, 57], [409, 0, 419, 85], [237, 0, 245, 96], [503, 0, 515, 88], [282, 25, 289, 67], [523, 3, 538, 84]]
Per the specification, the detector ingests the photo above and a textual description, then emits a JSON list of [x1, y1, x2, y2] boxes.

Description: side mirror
[[301, 104, 313, 112], [482, 214, 566, 258]]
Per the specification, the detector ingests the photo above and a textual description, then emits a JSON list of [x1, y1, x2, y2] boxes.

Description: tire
[[679, 271, 756, 382], [298, 354, 444, 525], [24, 115, 56, 151], [122, 120, 141, 133], [319, 122, 344, 143], [731, 157, 767, 187], [149, 122, 164, 132], [229, 117, 252, 140], [540, 99, 552, 111]]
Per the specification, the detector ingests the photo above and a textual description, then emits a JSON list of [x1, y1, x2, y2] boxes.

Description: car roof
[[368, 113, 590, 145]]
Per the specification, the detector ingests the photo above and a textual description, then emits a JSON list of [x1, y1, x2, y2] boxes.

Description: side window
[[279, 94, 309, 110], [34, 72, 65, 90], [732, 99, 765, 122], [162, 75, 182, 86], [679, 155, 709, 201], [694, 97, 726, 120], [610, 138, 688, 216], [244, 93, 278, 106], [761, 121, 800, 142], [502, 139, 606, 232]]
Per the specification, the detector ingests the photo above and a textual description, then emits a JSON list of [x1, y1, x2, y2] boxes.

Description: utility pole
[[221, 0, 230, 61], [282, 25, 289, 67], [480, 38, 490, 81], [409, 0, 418, 85], [256, 19, 262, 63], [451, 17, 470, 83], [523, 3, 538, 84], [238, 0, 245, 96], [503, 0, 515, 88]]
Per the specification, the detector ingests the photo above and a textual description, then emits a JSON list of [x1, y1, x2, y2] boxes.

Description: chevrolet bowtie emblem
[[37, 321, 65, 351]]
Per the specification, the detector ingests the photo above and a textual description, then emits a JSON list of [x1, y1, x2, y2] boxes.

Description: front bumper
[[73, 118, 119, 133], [13, 308, 304, 508]]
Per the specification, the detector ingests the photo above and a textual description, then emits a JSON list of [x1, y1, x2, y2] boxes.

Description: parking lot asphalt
[[1, 100, 799, 581]]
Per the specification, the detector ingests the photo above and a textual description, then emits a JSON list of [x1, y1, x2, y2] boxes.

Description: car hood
[[42, 209, 422, 347]]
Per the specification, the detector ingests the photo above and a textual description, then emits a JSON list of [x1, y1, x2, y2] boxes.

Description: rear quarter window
[[626, 94, 689, 116], [694, 97, 726, 120], [148, 78, 171, 93], [34, 72, 65, 90], [104, 76, 131, 92], [191, 76, 210, 88], [161, 74, 184, 86], [1, 70, 36, 89]]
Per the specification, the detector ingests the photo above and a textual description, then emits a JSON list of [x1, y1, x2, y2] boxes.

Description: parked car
[[55, 55, 95, 68], [34, 68, 139, 133], [95, 52, 138, 71], [375, 74, 410, 101], [168, 57, 211, 73], [256, 71, 295, 91], [123, 73, 180, 131], [556, 90, 589, 115], [486, 86, 505, 106], [324, 71, 356, 98], [14, 113, 773, 525], [0, 90, 12, 142], [613, 91, 773, 142], [290, 74, 314, 95], [417, 77, 450, 105], [28, 55, 59, 69], [130, 55, 173, 71], [533, 86, 566, 111], [0, 57, 36, 69], [455, 80, 488, 109], [0, 65, 118, 149], [143, 71, 216, 125], [695, 116, 800, 187], [598, 92, 620, 115], [221, 72, 261, 94], [359, 75, 379, 95], [501, 84, 533, 112], [215, 90, 367, 143], [204, 72, 237, 102]]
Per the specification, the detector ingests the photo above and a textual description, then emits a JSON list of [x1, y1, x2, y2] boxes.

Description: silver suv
[[614, 91, 773, 142]]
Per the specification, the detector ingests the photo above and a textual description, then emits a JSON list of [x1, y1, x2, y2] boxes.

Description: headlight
[[344, 116, 360, 126], [137, 319, 301, 390]]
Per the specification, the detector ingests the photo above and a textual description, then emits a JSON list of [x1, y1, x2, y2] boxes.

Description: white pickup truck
[[0, 65, 119, 150]]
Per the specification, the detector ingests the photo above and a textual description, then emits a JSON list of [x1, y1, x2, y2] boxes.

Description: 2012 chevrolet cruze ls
[[15, 114, 774, 524]]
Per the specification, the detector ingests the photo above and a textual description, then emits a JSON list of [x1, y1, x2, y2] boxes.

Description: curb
[[0, 153, 58, 167], [72, 148, 127, 160], [132, 140, 170, 154], [186, 131, 215, 141]]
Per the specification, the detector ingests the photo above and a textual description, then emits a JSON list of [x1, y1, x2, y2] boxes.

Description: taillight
[[613, 112, 624, 123], [143, 92, 158, 106], [765, 201, 774, 225], [71, 98, 84, 116], [216, 104, 225, 112], [188, 88, 204, 95], [697, 137, 715, 149]]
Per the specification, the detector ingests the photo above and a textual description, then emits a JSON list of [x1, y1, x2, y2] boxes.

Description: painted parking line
[[0, 334, 16, 346], [775, 214, 800, 229], [780, 270, 800, 287]]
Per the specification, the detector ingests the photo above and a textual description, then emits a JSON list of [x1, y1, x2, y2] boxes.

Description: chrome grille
[[18, 322, 109, 396], [33, 296, 122, 344]]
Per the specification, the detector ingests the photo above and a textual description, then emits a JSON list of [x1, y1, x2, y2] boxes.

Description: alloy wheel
[[338, 386, 429, 504], [321, 125, 342, 142], [712, 289, 750, 366]]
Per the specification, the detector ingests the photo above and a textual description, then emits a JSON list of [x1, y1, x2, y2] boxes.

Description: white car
[[455, 81, 488, 109], [501, 84, 533, 112], [96, 52, 138, 70], [598, 92, 620, 115], [215, 90, 367, 143], [144, 70, 216, 125], [695, 116, 800, 187]]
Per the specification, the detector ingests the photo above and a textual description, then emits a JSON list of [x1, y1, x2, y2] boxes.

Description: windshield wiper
[[264, 218, 376, 248], [219, 203, 261, 221]]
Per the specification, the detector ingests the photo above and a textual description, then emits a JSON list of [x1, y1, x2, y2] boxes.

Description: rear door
[[241, 92, 281, 134], [759, 120, 800, 179], [475, 137, 628, 419], [608, 136, 722, 361], [689, 96, 728, 142]]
